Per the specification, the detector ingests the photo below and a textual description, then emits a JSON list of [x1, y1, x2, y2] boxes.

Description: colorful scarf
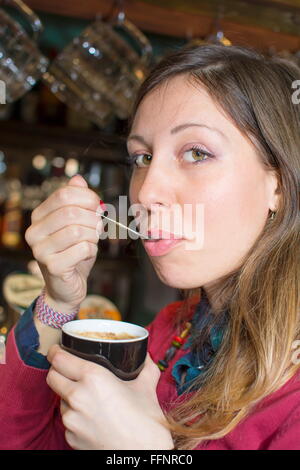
[[172, 290, 228, 395]]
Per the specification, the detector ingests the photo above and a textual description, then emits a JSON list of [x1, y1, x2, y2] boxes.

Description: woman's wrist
[[43, 290, 81, 317], [35, 287, 80, 329]]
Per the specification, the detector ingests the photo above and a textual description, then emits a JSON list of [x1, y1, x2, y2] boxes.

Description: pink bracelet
[[35, 287, 80, 329]]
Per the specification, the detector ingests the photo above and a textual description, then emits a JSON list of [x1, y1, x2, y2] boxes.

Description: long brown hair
[[127, 44, 300, 450]]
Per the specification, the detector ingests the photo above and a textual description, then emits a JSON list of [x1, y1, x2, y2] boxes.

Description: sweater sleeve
[[14, 296, 51, 369], [0, 300, 71, 450]]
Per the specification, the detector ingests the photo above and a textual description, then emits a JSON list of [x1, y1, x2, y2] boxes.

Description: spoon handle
[[100, 213, 150, 240]]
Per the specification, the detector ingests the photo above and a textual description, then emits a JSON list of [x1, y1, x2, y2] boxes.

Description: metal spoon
[[100, 212, 152, 240]]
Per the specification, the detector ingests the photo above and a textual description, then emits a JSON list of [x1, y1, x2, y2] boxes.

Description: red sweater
[[0, 299, 300, 450]]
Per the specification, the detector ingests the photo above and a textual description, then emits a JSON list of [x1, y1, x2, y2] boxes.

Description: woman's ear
[[266, 169, 281, 213]]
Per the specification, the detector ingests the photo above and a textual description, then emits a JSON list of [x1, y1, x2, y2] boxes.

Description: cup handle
[[110, 11, 153, 67], [1, 0, 43, 41]]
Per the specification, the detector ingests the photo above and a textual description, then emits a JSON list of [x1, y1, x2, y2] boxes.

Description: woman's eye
[[126, 146, 212, 167], [183, 147, 212, 164], [130, 153, 152, 167]]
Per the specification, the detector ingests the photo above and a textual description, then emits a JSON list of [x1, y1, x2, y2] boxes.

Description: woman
[[0, 44, 299, 450]]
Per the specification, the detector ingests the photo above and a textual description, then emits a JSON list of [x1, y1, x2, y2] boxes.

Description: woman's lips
[[143, 238, 184, 256], [143, 230, 185, 256]]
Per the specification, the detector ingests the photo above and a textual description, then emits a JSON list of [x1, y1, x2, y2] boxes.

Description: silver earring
[[270, 211, 276, 220]]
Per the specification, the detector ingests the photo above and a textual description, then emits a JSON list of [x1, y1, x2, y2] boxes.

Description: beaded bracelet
[[35, 287, 80, 329]]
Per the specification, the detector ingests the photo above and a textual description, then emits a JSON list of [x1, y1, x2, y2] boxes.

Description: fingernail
[[99, 199, 107, 211]]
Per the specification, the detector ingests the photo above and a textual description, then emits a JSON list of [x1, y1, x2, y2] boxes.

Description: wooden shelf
[[0, 120, 127, 164], [25, 0, 300, 52]]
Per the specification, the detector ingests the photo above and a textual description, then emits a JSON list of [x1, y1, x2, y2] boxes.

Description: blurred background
[[0, 0, 299, 342]]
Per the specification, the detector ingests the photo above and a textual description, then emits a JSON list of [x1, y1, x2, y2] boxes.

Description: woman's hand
[[46, 345, 174, 450], [25, 175, 103, 311]]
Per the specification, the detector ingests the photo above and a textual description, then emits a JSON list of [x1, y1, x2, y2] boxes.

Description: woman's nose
[[136, 160, 174, 210]]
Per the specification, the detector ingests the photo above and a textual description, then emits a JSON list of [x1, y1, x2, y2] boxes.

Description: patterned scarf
[[172, 290, 229, 395]]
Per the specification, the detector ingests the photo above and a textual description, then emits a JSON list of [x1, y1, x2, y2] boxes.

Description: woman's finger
[[31, 184, 100, 224], [46, 366, 75, 403], [47, 345, 97, 382], [65, 430, 80, 450], [32, 224, 102, 261], [26, 206, 100, 247], [43, 241, 98, 277], [60, 399, 69, 416], [47, 343, 61, 362]]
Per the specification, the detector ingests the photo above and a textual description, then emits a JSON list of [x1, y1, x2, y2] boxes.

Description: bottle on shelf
[[19, 88, 39, 125], [37, 49, 66, 127], [1, 179, 23, 251]]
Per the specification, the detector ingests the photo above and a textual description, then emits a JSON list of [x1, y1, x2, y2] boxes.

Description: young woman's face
[[127, 75, 279, 290]]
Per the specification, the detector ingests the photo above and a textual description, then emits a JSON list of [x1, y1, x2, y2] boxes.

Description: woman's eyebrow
[[127, 134, 150, 147], [127, 122, 226, 147], [170, 122, 227, 139]]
